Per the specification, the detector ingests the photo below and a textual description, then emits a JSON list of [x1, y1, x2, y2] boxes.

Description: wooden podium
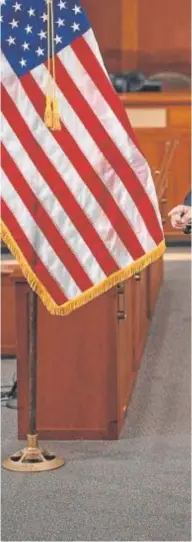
[[11, 258, 163, 440], [1, 261, 17, 357]]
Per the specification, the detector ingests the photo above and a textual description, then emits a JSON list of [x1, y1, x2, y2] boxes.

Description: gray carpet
[[1, 261, 191, 542]]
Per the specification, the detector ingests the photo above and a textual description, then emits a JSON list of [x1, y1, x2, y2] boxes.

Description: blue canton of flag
[[1, 0, 90, 77]]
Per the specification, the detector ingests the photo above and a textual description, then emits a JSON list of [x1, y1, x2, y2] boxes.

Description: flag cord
[[44, 0, 61, 130], [50, 0, 61, 130], [44, 0, 52, 128]]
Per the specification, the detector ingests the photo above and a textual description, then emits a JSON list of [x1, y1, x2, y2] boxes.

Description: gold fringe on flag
[[44, 0, 61, 131], [1, 219, 166, 317]]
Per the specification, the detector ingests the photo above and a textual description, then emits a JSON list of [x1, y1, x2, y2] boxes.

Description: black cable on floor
[[1, 378, 17, 400]]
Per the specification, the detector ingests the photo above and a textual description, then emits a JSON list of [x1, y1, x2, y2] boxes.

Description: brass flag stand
[[2, 290, 65, 472]]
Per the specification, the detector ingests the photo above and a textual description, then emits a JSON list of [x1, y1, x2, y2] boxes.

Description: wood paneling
[[82, 0, 138, 72], [121, 91, 191, 241], [121, 0, 138, 71], [147, 259, 164, 316], [37, 290, 117, 438], [11, 257, 163, 441], [168, 107, 191, 128], [164, 133, 191, 237], [82, 0, 190, 75], [132, 270, 149, 371], [120, 92, 191, 106], [117, 279, 135, 431], [1, 262, 17, 357], [82, 0, 122, 73], [138, 0, 191, 75]]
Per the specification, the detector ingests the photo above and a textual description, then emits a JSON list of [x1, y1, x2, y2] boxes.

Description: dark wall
[[82, 0, 191, 75]]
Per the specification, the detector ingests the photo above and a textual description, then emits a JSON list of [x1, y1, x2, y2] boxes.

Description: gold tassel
[[44, 95, 53, 128], [52, 97, 61, 131]]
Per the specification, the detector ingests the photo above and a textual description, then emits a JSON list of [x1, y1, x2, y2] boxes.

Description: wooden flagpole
[[2, 290, 65, 472]]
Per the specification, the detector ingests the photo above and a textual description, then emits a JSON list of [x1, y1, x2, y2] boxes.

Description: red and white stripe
[[1, 29, 163, 308]]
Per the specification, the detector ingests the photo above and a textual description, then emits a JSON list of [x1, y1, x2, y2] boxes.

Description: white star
[[0, 0, 6, 5], [13, 2, 22, 11], [9, 18, 19, 28], [22, 41, 29, 50], [0, 15, 3, 22], [40, 12, 48, 22], [56, 17, 65, 27], [19, 58, 26, 67], [25, 24, 32, 34], [72, 4, 81, 15], [36, 46, 44, 57], [71, 22, 80, 32], [6, 35, 16, 46], [54, 34, 62, 44], [28, 7, 35, 16], [58, 0, 67, 9], [38, 30, 46, 40]]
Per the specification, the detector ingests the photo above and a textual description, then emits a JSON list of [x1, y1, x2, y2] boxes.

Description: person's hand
[[168, 205, 192, 229]]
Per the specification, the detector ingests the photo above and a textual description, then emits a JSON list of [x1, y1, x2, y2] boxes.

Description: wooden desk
[[121, 91, 191, 242], [4, 257, 163, 441], [1, 261, 18, 357]]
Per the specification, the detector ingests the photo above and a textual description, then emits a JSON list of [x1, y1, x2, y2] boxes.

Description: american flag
[[1, 0, 165, 315]]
